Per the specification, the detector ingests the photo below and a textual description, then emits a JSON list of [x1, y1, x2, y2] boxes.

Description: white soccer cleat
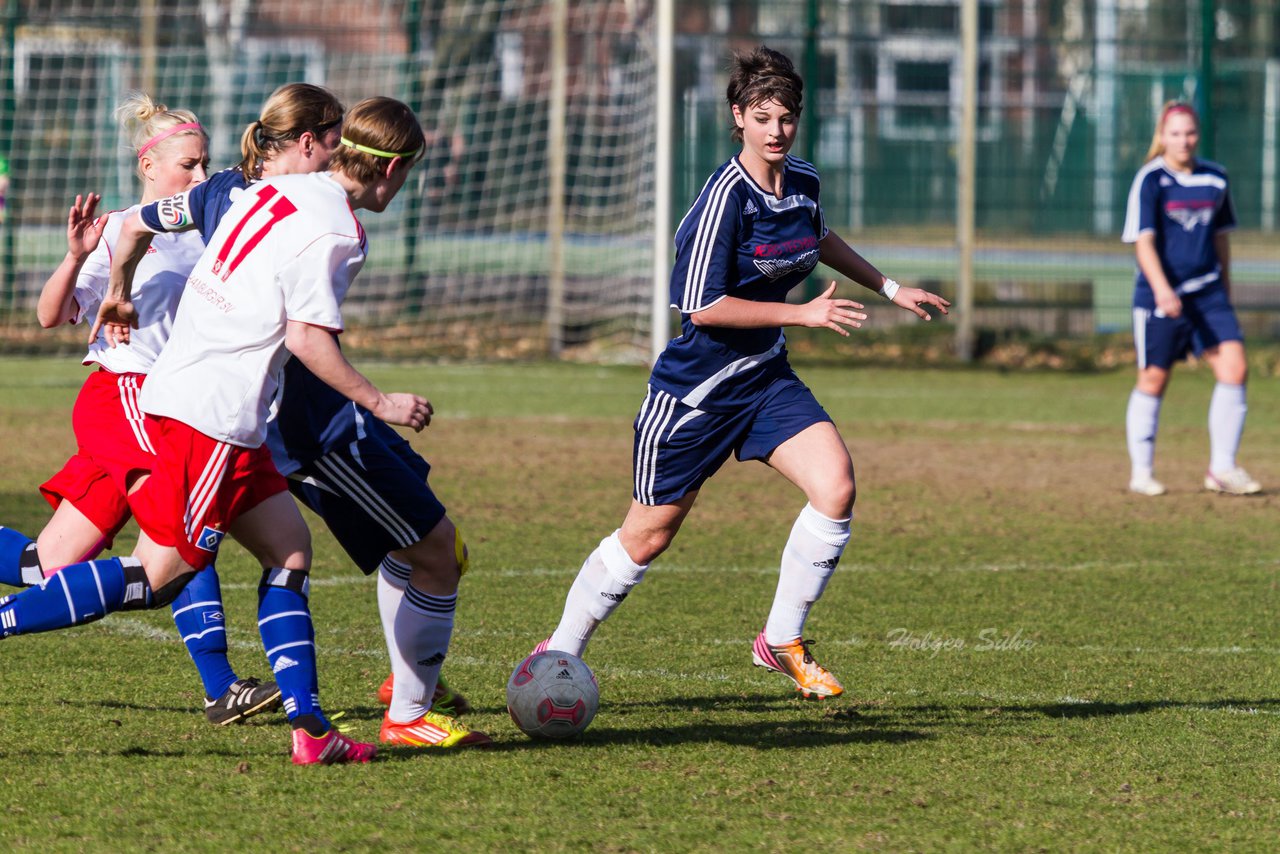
[[1128, 474, 1167, 496], [1204, 467, 1262, 496]]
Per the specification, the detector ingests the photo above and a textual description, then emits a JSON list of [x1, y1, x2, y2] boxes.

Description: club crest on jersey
[[1165, 200, 1214, 232], [196, 526, 226, 553], [753, 248, 820, 280]]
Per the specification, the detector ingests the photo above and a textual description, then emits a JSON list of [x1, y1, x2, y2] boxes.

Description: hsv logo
[[202, 611, 224, 624], [157, 195, 192, 229], [1165, 199, 1214, 232], [196, 525, 226, 553]]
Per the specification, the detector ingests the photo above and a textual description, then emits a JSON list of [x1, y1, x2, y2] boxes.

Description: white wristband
[[878, 278, 900, 301]]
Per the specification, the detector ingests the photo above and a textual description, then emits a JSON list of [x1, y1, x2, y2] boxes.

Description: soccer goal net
[[0, 0, 658, 361]]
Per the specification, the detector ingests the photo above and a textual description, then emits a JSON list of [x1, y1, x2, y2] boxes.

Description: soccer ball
[[506, 650, 599, 739]]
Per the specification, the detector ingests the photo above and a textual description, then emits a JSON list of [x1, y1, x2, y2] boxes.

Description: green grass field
[[0, 357, 1277, 851]]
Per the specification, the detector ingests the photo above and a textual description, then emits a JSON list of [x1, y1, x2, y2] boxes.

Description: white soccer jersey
[[141, 172, 367, 447], [74, 204, 205, 374]]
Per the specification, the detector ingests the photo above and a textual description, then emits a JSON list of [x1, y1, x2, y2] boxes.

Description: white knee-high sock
[[388, 583, 456, 723], [764, 503, 851, 646], [1208, 382, 1247, 474], [376, 556, 411, 671], [1126, 389, 1163, 477], [546, 530, 648, 657]]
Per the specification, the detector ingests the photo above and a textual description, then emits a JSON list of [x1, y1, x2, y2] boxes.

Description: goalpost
[[0, 1, 667, 363]]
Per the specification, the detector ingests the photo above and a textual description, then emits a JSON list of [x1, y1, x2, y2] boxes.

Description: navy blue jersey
[[140, 167, 368, 477], [1121, 156, 1236, 310], [139, 167, 248, 236], [648, 154, 826, 413]]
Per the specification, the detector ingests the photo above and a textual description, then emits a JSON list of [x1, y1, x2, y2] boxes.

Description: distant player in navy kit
[[1122, 101, 1259, 497], [533, 46, 949, 699]]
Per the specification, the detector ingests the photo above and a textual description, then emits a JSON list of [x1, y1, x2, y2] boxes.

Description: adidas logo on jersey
[[743, 198, 759, 217], [273, 655, 300, 673], [1160, 176, 1173, 187]]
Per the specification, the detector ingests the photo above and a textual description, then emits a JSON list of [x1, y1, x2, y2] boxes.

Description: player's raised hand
[[800, 281, 867, 337], [88, 291, 138, 347], [374, 392, 434, 432], [890, 284, 951, 321], [66, 193, 106, 260]]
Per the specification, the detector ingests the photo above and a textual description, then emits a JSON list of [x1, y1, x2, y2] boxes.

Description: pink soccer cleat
[[291, 727, 378, 765]]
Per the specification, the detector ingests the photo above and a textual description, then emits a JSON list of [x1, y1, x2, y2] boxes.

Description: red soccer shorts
[[128, 415, 288, 570], [40, 369, 157, 544]]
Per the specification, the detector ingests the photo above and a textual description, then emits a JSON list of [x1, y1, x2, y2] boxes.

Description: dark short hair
[[726, 46, 803, 142]]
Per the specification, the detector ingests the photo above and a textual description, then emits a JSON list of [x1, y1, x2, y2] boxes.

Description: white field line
[[213, 556, 1280, 591], [86, 619, 1280, 716], [98, 616, 1280, 661]]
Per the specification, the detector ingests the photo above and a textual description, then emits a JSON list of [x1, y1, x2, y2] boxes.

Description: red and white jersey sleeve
[[72, 204, 204, 374], [140, 173, 366, 448]]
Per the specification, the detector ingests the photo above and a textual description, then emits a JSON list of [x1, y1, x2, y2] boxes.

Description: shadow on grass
[[853, 697, 1280, 729]]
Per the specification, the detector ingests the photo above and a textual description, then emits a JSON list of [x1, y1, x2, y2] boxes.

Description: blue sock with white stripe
[[257, 567, 324, 728], [170, 565, 238, 699], [0, 526, 41, 588], [0, 556, 151, 637], [389, 584, 456, 723]]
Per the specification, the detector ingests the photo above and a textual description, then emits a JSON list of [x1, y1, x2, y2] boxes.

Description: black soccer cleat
[[204, 677, 284, 726]]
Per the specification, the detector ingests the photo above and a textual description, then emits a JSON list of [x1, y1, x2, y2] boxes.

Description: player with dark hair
[[532, 46, 949, 699], [108, 92, 486, 750], [1122, 101, 1259, 497], [0, 92, 283, 725], [0, 97, 431, 766]]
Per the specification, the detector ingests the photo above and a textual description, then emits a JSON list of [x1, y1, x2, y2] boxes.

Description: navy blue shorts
[[632, 373, 832, 506], [288, 418, 446, 575], [1133, 286, 1243, 370]]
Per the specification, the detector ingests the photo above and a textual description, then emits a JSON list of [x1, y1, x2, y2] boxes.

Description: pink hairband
[[137, 122, 204, 159], [1163, 104, 1197, 121]]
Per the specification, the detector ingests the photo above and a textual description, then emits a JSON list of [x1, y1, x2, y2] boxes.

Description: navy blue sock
[[0, 556, 150, 637], [0, 526, 41, 588], [170, 565, 238, 699], [257, 568, 325, 729]]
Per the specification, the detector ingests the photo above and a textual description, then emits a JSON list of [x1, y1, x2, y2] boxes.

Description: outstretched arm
[[38, 194, 107, 328], [690, 282, 868, 337], [89, 211, 156, 345], [818, 230, 950, 321], [285, 321, 433, 431]]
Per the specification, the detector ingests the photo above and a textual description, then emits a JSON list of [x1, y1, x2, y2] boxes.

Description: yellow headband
[[339, 136, 420, 159]]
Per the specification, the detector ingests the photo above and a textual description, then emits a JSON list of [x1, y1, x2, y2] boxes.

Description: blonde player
[[0, 97, 429, 766], [0, 93, 281, 724], [1122, 102, 1259, 496]]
